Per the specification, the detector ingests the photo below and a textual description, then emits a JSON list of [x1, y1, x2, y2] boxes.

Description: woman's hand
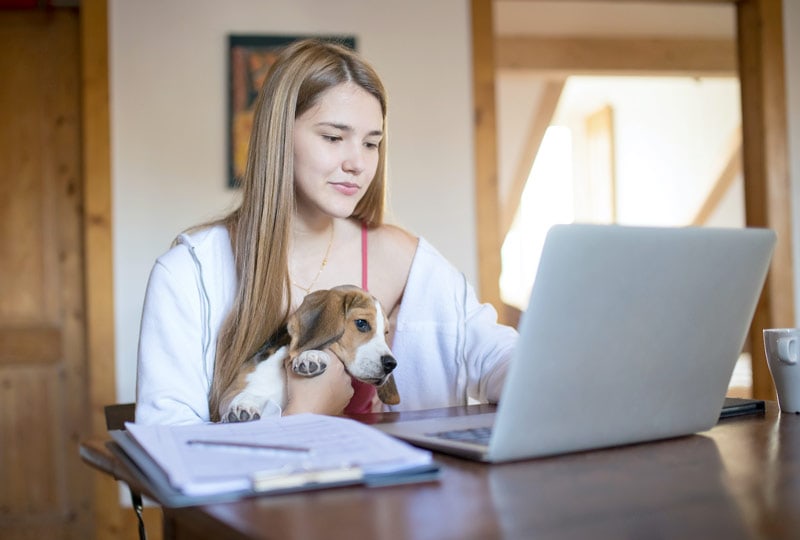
[[282, 352, 354, 416]]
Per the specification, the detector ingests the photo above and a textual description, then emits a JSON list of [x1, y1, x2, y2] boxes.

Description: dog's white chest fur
[[223, 346, 337, 420], [224, 346, 289, 420]]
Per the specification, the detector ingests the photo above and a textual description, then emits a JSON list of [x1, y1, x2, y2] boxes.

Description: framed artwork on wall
[[227, 34, 357, 188]]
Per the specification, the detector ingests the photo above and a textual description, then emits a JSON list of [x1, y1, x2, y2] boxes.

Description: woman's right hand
[[282, 352, 354, 416]]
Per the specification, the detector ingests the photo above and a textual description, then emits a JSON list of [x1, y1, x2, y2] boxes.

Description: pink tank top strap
[[361, 221, 368, 290], [345, 221, 378, 414]]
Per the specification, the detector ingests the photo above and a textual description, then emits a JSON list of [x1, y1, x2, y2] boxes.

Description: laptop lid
[[377, 224, 776, 463]]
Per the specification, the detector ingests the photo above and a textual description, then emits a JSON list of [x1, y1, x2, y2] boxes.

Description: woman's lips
[[331, 182, 360, 196]]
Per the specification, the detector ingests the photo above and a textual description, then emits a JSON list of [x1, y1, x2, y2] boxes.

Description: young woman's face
[[292, 82, 383, 220]]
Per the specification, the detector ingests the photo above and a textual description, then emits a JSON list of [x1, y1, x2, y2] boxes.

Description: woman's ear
[[287, 289, 346, 355]]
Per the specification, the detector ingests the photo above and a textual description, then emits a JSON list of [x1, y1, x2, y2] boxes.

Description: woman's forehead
[[302, 83, 382, 126]]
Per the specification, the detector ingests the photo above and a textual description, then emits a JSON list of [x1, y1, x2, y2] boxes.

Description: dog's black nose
[[381, 355, 397, 373]]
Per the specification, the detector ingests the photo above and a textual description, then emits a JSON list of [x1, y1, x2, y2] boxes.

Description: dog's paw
[[291, 350, 330, 377], [221, 393, 267, 423]]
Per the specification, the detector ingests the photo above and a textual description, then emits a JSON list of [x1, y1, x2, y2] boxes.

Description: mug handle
[[777, 336, 798, 365]]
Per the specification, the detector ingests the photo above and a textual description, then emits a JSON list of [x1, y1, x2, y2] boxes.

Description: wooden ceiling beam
[[496, 36, 736, 76]]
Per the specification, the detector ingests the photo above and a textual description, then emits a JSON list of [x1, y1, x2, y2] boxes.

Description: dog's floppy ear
[[334, 284, 374, 314], [377, 374, 400, 405], [287, 289, 346, 354]]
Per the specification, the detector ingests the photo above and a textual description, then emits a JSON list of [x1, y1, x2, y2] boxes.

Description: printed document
[[124, 414, 434, 497]]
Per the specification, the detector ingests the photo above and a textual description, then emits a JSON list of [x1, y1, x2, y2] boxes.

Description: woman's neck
[[291, 211, 337, 249], [289, 215, 336, 296]]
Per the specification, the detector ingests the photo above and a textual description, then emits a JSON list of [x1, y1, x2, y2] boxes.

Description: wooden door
[[0, 9, 91, 539]]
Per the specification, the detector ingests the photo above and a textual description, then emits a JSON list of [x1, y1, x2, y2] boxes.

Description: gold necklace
[[291, 226, 334, 294]]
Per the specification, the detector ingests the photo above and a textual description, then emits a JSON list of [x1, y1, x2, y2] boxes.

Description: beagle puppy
[[219, 285, 400, 422]]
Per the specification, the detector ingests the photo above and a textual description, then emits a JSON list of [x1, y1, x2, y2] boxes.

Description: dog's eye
[[354, 319, 371, 333]]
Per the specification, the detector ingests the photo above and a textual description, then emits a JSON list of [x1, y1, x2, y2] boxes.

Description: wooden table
[[81, 402, 800, 539]]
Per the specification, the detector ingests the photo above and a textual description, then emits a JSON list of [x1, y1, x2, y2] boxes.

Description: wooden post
[[80, 1, 124, 538], [737, 0, 795, 399], [471, 0, 504, 315]]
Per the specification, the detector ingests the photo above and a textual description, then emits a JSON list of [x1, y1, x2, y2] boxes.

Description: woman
[[136, 39, 516, 425]]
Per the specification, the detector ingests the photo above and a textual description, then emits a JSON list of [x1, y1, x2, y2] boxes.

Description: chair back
[[104, 403, 135, 430]]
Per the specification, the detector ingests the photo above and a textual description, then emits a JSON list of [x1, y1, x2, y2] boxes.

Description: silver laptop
[[376, 224, 775, 462]]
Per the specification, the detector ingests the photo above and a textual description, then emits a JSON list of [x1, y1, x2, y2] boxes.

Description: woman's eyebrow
[[315, 122, 383, 137]]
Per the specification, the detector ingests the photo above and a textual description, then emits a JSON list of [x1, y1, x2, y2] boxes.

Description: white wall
[[557, 76, 742, 227], [109, 0, 475, 402], [497, 75, 743, 309]]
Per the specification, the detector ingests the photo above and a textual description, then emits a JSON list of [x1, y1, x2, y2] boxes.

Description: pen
[[186, 439, 311, 453]]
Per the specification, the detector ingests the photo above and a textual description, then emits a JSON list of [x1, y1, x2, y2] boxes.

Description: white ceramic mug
[[764, 328, 800, 413]]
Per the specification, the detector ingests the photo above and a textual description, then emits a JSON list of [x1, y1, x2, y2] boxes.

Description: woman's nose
[[342, 144, 365, 175]]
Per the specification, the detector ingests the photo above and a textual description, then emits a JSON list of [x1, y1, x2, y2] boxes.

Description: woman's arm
[[136, 257, 212, 425], [462, 287, 517, 403], [389, 238, 518, 410]]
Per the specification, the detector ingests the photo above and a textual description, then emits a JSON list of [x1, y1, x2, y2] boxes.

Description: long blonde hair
[[206, 39, 388, 420]]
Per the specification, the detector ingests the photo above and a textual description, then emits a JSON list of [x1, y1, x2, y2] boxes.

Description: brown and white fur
[[219, 285, 400, 422]]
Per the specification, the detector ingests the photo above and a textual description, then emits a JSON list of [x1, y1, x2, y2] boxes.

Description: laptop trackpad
[[375, 413, 496, 443]]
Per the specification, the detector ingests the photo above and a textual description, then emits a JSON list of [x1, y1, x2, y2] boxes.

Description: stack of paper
[[112, 414, 438, 506]]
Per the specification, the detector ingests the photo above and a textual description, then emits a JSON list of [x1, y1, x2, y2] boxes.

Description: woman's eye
[[322, 135, 341, 143], [364, 141, 378, 150], [354, 319, 371, 333]]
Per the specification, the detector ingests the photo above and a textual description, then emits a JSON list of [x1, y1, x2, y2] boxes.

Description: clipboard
[[109, 415, 440, 508]]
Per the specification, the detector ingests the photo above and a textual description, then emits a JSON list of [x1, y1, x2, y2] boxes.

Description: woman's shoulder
[[156, 224, 232, 269], [177, 223, 230, 249], [370, 223, 419, 255], [371, 224, 420, 278], [362, 223, 418, 315], [369, 224, 457, 276]]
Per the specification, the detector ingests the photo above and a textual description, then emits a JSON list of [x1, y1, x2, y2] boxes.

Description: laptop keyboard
[[426, 426, 493, 446]]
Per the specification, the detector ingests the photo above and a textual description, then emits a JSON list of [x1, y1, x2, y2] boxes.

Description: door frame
[[80, 0, 122, 536]]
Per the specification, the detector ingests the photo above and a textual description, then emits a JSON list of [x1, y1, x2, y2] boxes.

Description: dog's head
[[287, 285, 400, 405]]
